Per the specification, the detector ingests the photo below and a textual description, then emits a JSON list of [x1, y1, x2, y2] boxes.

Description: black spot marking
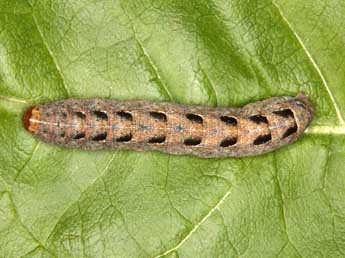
[[220, 116, 237, 126], [60, 131, 65, 137], [117, 111, 132, 121], [92, 132, 107, 141], [186, 113, 203, 124], [183, 137, 202, 146], [148, 135, 166, 144], [75, 111, 86, 119], [149, 111, 167, 122], [116, 133, 132, 142], [253, 134, 272, 145], [92, 110, 108, 120], [61, 112, 67, 118], [282, 125, 298, 138], [220, 137, 237, 147], [273, 109, 294, 118], [249, 115, 269, 124], [74, 132, 85, 140]]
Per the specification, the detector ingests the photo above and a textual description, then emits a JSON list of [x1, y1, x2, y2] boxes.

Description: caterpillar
[[22, 93, 314, 158]]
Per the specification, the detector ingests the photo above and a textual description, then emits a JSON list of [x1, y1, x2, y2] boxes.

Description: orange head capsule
[[22, 106, 40, 133]]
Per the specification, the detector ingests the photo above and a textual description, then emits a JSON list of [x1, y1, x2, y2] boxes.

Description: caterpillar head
[[22, 106, 40, 134]]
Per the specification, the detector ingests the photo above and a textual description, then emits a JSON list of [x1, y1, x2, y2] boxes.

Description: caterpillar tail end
[[295, 92, 314, 126]]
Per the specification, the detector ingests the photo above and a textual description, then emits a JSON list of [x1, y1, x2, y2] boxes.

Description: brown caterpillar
[[22, 93, 314, 158]]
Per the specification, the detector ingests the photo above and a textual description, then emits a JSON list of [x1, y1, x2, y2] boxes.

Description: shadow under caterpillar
[[22, 93, 314, 158]]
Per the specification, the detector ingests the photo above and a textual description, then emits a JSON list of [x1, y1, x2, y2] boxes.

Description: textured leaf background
[[0, 1, 345, 257]]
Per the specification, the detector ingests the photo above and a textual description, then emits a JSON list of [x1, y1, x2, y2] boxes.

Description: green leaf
[[0, 1, 344, 257]]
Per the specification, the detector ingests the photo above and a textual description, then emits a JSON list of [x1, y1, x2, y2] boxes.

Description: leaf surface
[[0, 1, 345, 257]]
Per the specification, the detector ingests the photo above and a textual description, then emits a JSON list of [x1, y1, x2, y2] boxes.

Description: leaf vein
[[306, 125, 345, 135], [198, 62, 219, 107], [31, 9, 70, 97], [0, 95, 28, 104], [133, 32, 173, 101], [218, 212, 240, 258], [5, 191, 59, 257], [320, 142, 345, 256], [273, 153, 304, 258], [100, 178, 150, 256], [44, 154, 117, 244], [13, 142, 40, 183], [154, 188, 232, 258], [272, 1, 344, 125]]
